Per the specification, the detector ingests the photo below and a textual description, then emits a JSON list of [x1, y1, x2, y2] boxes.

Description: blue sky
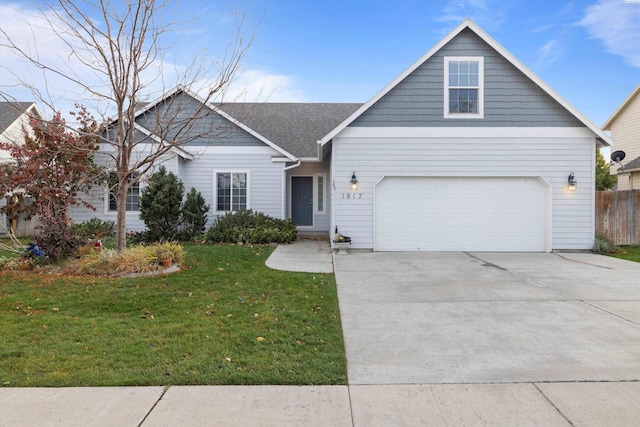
[[1, 0, 639, 129]]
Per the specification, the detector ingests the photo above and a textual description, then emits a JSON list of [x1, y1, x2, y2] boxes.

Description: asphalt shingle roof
[[0, 102, 35, 135], [620, 155, 640, 172], [219, 103, 362, 158]]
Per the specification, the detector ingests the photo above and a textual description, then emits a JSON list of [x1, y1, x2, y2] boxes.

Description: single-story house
[[71, 19, 612, 252], [603, 84, 640, 190], [0, 101, 42, 236]]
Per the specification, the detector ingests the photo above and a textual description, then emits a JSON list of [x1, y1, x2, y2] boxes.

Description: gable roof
[[218, 103, 362, 159], [602, 84, 640, 130], [0, 102, 40, 135], [126, 86, 296, 161], [132, 86, 361, 160], [318, 19, 612, 147]]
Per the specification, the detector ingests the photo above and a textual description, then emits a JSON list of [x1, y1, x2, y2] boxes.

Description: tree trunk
[[116, 173, 129, 252]]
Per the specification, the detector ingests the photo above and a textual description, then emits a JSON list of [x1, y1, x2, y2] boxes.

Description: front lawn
[[612, 245, 640, 263], [0, 244, 346, 386]]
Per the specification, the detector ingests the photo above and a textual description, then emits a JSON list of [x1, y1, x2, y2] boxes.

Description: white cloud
[[0, 2, 305, 121], [435, 0, 506, 32], [221, 69, 306, 103], [580, 0, 640, 68], [537, 39, 561, 69]]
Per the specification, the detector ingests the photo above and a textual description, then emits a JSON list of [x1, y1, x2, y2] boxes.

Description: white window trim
[[214, 170, 250, 213], [105, 171, 142, 214], [444, 56, 484, 119], [315, 173, 326, 214]]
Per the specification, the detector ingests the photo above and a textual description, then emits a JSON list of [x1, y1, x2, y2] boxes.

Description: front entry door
[[292, 176, 313, 226]]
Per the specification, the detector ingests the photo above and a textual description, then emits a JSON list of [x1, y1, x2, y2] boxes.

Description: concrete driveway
[[334, 251, 640, 385]]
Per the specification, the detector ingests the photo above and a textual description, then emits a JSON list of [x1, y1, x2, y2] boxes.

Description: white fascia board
[[25, 103, 42, 120], [131, 86, 297, 162], [132, 85, 185, 117], [1, 102, 39, 139], [337, 127, 597, 139], [318, 20, 470, 146], [170, 86, 298, 161], [602, 84, 640, 130], [132, 123, 195, 160], [461, 21, 612, 146], [319, 18, 613, 147], [212, 106, 297, 162]]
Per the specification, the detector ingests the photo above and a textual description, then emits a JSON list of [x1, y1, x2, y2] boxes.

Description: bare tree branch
[[1, 0, 258, 251]]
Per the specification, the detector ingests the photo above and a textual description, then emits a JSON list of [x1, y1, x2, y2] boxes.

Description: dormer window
[[444, 57, 484, 118]]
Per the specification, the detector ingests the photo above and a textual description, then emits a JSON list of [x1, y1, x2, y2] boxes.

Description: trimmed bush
[[139, 166, 184, 241], [181, 188, 210, 240], [204, 210, 297, 244]]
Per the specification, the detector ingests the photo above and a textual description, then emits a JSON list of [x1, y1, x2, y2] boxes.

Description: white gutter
[[281, 160, 301, 220]]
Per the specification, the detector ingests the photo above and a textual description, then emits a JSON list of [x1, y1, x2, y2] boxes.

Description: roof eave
[[602, 84, 640, 130], [214, 106, 298, 162], [130, 86, 298, 162], [319, 18, 613, 147]]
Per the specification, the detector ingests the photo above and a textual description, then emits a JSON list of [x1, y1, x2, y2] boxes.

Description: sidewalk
[[3, 241, 639, 426], [2, 382, 640, 426]]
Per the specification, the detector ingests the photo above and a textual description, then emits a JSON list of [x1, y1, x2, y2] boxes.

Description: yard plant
[[0, 244, 346, 386], [205, 210, 297, 244]]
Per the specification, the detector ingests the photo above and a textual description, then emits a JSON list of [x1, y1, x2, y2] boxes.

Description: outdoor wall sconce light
[[568, 172, 577, 191], [350, 172, 358, 190]]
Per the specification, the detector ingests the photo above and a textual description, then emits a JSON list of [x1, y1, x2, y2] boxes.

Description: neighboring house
[[603, 84, 640, 190], [0, 101, 42, 236], [0, 102, 41, 161], [71, 19, 611, 252]]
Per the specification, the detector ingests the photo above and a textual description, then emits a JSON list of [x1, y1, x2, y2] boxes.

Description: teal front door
[[292, 176, 313, 226]]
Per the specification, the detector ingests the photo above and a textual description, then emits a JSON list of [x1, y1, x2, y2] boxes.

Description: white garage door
[[375, 176, 550, 252]]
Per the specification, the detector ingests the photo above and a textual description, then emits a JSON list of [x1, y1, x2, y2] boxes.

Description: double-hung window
[[108, 172, 140, 212], [444, 57, 484, 118], [216, 172, 248, 212]]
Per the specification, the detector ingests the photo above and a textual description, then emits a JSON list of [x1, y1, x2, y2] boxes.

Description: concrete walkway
[[265, 238, 334, 273], [3, 242, 640, 426], [3, 382, 640, 426]]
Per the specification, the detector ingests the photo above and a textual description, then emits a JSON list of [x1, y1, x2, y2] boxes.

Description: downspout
[[282, 160, 301, 220]]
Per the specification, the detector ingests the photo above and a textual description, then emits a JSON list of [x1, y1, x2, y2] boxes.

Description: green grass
[[612, 245, 640, 263], [0, 244, 346, 386]]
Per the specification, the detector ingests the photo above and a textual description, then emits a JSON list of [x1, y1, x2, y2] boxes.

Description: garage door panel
[[375, 177, 549, 252]]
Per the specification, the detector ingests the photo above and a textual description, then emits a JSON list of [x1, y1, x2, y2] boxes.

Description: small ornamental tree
[[0, 108, 103, 259], [181, 187, 210, 239], [139, 166, 184, 241], [596, 149, 616, 191]]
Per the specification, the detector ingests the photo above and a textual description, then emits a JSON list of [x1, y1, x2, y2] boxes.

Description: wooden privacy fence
[[595, 190, 640, 246]]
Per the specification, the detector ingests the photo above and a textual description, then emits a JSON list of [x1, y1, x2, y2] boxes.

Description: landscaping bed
[[0, 244, 346, 386]]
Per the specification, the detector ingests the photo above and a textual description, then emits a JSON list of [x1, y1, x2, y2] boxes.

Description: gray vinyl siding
[[70, 146, 283, 231], [286, 161, 331, 232], [352, 28, 582, 128], [332, 134, 596, 250], [181, 150, 284, 227], [135, 92, 264, 147]]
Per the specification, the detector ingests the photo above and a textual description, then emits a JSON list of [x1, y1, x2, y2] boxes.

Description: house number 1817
[[342, 193, 363, 199]]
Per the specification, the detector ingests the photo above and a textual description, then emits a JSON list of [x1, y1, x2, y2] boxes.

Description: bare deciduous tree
[[0, 0, 256, 251]]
